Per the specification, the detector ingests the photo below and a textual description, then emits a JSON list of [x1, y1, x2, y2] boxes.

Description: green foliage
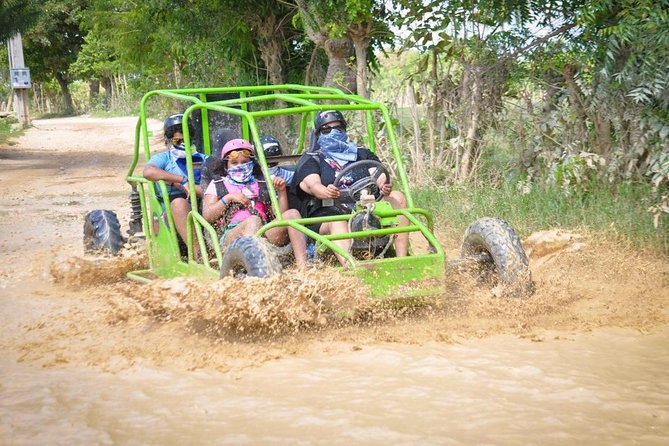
[[22, 0, 86, 82], [414, 181, 668, 253], [69, 31, 118, 81], [551, 152, 606, 194], [0, 0, 42, 41]]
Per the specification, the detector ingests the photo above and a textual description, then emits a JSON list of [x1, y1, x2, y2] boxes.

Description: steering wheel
[[333, 160, 390, 202]]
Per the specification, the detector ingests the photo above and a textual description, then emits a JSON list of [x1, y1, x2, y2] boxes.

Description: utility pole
[[7, 33, 31, 127]]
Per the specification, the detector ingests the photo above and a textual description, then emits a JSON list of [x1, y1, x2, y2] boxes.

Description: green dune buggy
[[84, 85, 532, 298]]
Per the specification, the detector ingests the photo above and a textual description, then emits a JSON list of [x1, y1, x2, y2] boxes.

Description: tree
[[0, 0, 42, 41], [69, 30, 119, 109], [295, 0, 391, 96], [392, 0, 581, 182], [22, 0, 87, 113]]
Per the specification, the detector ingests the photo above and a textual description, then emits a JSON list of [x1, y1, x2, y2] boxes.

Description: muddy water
[[2, 329, 668, 445], [2, 117, 669, 444]]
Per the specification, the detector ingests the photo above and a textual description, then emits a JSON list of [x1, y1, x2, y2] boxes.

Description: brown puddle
[[2, 117, 669, 443]]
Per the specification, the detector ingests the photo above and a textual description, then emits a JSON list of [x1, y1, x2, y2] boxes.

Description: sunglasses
[[224, 149, 254, 161], [320, 124, 346, 135], [171, 137, 184, 145]]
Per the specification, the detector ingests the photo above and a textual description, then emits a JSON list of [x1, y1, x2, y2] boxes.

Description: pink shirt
[[205, 178, 268, 224]]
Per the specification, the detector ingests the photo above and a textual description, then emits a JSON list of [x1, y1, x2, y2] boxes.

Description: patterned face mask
[[318, 128, 358, 164], [228, 161, 255, 184], [170, 143, 187, 159]]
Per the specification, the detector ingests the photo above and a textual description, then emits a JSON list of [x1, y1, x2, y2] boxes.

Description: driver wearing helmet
[[143, 113, 207, 251], [292, 110, 409, 265]]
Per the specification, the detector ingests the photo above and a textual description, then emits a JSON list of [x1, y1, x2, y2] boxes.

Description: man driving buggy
[[292, 110, 409, 265]]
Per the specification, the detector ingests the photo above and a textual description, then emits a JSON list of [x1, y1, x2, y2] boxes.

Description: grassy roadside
[[414, 182, 668, 255], [0, 118, 24, 146]]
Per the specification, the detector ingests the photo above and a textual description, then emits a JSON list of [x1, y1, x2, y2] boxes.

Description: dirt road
[[1, 116, 668, 444]]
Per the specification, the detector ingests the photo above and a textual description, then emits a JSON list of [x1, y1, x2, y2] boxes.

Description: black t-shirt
[[293, 148, 380, 197], [292, 148, 381, 217]]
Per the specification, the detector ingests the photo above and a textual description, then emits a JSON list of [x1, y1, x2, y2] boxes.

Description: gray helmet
[[314, 110, 346, 131]]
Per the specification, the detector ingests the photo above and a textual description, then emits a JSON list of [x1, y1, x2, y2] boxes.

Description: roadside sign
[[10, 68, 32, 89]]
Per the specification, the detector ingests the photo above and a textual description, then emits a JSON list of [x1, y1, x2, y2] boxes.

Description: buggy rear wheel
[[83, 210, 124, 255], [461, 217, 533, 296], [220, 236, 283, 279]]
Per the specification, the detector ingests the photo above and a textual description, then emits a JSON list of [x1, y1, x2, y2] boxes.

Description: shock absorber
[[128, 185, 143, 236]]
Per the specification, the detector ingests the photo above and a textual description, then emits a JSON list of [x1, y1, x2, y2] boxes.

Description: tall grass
[[0, 118, 23, 145], [413, 182, 668, 254]]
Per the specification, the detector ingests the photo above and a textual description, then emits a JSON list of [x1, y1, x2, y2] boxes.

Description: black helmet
[[260, 135, 282, 157], [163, 113, 195, 141], [314, 110, 346, 131]]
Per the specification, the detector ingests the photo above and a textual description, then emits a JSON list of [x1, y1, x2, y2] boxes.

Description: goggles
[[320, 124, 346, 135], [224, 149, 254, 160], [171, 137, 184, 145]]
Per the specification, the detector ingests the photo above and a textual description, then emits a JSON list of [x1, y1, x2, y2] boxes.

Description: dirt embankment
[[1, 116, 668, 373]]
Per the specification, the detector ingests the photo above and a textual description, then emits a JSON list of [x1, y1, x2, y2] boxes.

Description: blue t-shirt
[[270, 165, 295, 184], [147, 151, 207, 198]]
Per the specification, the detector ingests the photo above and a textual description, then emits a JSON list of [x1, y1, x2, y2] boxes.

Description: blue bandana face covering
[[318, 129, 358, 165], [228, 161, 255, 184]]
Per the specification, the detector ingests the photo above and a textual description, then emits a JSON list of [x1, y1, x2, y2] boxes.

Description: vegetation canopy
[[1, 0, 667, 248]]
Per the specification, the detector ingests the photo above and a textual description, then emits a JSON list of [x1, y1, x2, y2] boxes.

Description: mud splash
[[49, 252, 379, 338], [44, 229, 669, 353]]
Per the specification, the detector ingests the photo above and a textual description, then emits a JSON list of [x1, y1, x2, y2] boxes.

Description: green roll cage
[[125, 84, 445, 298]]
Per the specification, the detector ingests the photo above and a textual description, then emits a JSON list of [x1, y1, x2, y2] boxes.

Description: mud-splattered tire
[[461, 217, 533, 296], [83, 210, 124, 255], [220, 236, 283, 279]]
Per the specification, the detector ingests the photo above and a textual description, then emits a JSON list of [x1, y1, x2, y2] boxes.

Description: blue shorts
[[219, 222, 241, 245]]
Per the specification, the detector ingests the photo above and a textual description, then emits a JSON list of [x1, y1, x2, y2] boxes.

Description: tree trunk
[[348, 22, 372, 98], [323, 37, 356, 93], [54, 72, 74, 114], [253, 12, 290, 128], [406, 83, 425, 178], [296, 0, 355, 92], [459, 65, 482, 181], [89, 80, 100, 107], [593, 114, 612, 157], [254, 13, 284, 86], [102, 77, 112, 110], [427, 49, 439, 164], [304, 45, 320, 85], [172, 60, 182, 88], [563, 64, 588, 147]]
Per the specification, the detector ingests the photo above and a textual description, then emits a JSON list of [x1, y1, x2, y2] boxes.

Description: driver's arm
[[300, 174, 339, 199], [143, 164, 185, 188]]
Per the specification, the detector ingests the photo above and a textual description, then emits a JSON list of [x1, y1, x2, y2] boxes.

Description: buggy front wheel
[[460, 217, 533, 296], [220, 236, 283, 279]]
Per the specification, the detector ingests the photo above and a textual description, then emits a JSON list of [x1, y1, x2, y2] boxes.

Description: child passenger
[[202, 139, 308, 268]]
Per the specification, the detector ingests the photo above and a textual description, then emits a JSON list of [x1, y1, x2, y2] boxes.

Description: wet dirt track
[[1, 116, 668, 445]]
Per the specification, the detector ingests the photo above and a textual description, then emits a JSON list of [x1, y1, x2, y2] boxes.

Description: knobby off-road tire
[[83, 210, 124, 255], [461, 217, 533, 296], [220, 236, 283, 279]]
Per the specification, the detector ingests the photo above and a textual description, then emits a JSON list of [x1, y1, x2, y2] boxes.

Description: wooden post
[[7, 33, 31, 126]]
